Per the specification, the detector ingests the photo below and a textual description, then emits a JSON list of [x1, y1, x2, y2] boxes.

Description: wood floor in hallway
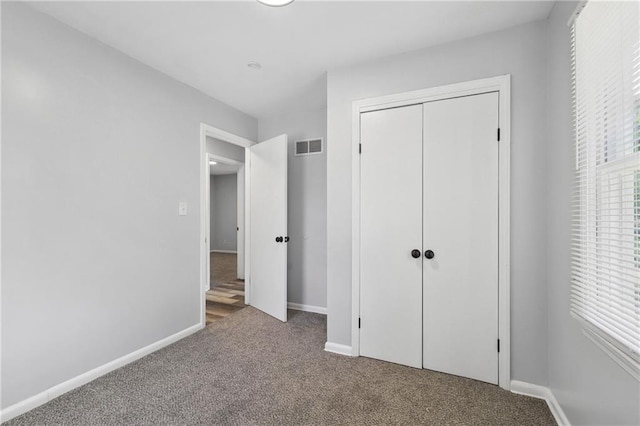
[[206, 252, 246, 325]]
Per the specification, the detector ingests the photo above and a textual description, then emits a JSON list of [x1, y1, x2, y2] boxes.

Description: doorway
[[199, 124, 254, 327], [199, 123, 289, 327], [207, 153, 246, 324]]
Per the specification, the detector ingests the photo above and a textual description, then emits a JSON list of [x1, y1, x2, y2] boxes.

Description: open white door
[[249, 134, 288, 322]]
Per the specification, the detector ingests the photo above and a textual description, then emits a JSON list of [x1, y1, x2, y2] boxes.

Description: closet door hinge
[[497, 339, 501, 353], [358, 317, 361, 329], [359, 144, 362, 154], [497, 128, 501, 142]]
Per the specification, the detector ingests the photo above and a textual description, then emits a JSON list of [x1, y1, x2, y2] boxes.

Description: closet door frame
[[351, 75, 511, 390]]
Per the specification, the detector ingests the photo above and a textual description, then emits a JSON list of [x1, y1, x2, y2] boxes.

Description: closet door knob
[[411, 249, 421, 259], [424, 250, 435, 259], [275, 236, 283, 243]]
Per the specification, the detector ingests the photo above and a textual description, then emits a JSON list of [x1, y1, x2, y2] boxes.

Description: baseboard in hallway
[[287, 302, 327, 315]]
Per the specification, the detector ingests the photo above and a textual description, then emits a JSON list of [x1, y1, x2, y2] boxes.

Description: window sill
[[573, 314, 640, 382]]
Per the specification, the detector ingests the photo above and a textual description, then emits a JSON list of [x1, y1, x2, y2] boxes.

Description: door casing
[[200, 124, 255, 328], [351, 75, 511, 390]]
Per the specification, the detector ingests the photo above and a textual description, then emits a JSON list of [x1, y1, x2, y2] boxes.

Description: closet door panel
[[360, 105, 423, 368], [422, 92, 499, 384]]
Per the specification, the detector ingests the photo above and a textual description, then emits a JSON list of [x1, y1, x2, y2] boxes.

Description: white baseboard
[[210, 250, 237, 254], [324, 342, 353, 356], [510, 380, 570, 426], [287, 302, 327, 315], [0, 323, 203, 423]]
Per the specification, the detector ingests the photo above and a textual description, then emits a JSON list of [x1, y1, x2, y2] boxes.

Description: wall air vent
[[295, 138, 323, 156]]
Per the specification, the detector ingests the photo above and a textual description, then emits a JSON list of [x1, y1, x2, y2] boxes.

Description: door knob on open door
[[411, 249, 421, 258], [284, 236, 290, 242], [275, 236, 283, 243], [425, 250, 435, 259]]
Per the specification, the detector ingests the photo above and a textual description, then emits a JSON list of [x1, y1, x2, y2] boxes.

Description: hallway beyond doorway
[[206, 252, 246, 324]]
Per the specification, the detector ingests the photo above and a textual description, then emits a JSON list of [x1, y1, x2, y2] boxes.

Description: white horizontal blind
[[571, 1, 640, 375]]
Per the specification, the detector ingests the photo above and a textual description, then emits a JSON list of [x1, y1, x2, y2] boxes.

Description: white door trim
[[206, 153, 212, 292], [200, 123, 255, 326], [237, 165, 246, 280], [351, 75, 511, 390]]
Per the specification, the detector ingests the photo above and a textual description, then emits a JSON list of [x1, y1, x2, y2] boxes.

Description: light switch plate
[[178, 202, 188, 216]]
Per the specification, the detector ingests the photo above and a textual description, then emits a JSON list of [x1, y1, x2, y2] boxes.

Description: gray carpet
[[6, 308, 555, 425]]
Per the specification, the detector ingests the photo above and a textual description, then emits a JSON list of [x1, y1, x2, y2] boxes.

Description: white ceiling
[[28, 1, 554, 119]]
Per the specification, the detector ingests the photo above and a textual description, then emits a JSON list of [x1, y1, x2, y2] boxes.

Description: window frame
[[570, 0, 640, 381]]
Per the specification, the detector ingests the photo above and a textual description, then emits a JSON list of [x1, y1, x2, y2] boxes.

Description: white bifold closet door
[[360, 104, 424, 368], [359, 92, 499, 384], [422, 93, 499, 384]]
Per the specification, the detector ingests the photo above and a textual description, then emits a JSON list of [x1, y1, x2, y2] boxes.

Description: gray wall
[[546, 3, 640, 425], [1, 3, 257, 409], [326, 21, 549, 385], [210, 174, 238, 252], [259, 106, 327, 309]]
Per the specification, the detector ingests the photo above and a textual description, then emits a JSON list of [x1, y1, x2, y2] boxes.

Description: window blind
[[571, 1, 640, 378]]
